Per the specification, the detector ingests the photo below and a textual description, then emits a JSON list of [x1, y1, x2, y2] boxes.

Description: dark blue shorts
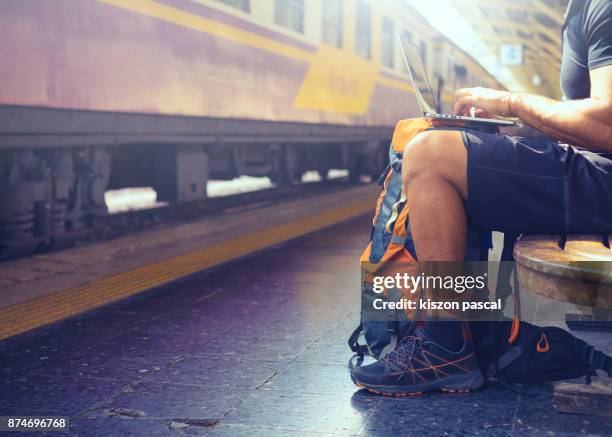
[[461, 130, 612, 234]]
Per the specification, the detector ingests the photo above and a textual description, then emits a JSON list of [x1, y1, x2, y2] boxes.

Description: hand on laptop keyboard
[[453, 87, 513, 118]]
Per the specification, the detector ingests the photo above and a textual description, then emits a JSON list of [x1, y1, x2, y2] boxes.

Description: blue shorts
[[461, 130, 612, 234]]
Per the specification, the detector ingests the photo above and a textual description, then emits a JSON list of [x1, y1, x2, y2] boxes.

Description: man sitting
[[352, 0, 612, 395]]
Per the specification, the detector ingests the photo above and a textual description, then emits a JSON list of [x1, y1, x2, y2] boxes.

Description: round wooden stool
[[515, 235, 612, 417], [514, 234, 612, 310]]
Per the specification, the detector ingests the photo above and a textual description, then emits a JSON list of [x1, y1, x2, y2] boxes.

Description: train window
[[454, 65, 467, 89], [381, 17, 394, 68], [275, 0, 304, 34], [322, 0, 343, 48], [419, 40, 427, 69], [215, 0, 250, 12], [355, 0, 371, 59]]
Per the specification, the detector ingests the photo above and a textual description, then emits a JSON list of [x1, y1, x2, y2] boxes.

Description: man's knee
[[402, 130, 468, 196], [403, 131, 448, 177]]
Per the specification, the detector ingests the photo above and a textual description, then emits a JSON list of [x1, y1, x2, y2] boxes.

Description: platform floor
[[0, 184, 377, 340], [1, 215, 611, 436]]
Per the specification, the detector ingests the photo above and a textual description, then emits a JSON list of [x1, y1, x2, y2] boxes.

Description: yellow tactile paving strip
[[0, 199, 373, 340]]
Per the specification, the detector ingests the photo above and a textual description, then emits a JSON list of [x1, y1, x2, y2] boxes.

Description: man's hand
[[453, 87, 513, 118], [450, 66, 612, 152]]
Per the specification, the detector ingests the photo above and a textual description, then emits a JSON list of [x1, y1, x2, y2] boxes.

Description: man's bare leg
[[402, 130, 469, 349], [402, 130, 468, 262]]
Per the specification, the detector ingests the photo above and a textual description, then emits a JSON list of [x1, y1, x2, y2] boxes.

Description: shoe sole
[[352, 371, 485, 397]]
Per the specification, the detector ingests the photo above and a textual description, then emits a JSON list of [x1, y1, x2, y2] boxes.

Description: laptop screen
[[398, 33, 438, 115]]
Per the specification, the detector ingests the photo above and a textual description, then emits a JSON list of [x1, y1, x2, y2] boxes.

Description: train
[[0, 0, 503, 257]]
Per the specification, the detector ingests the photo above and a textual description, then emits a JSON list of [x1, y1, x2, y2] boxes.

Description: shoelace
[[384, 336, 422, 369]]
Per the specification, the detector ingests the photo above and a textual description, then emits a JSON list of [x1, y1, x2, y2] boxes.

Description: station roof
[[451, 0, 568, 98], [412, 0, 569, 98]]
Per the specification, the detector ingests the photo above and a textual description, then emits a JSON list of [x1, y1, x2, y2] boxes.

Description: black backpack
[[471, 319, 611, 383]]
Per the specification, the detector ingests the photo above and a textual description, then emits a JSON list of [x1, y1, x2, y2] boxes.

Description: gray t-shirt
[[560, 0, 612, 99]]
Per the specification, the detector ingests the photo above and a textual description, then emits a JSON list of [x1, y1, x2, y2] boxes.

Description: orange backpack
[[350, 117, 493, 360]]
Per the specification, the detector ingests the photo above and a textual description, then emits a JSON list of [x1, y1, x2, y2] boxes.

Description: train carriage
[[0, 0, 503, 256]]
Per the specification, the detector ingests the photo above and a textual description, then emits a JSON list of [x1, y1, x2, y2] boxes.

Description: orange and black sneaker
[[351, 332, 484, 396]]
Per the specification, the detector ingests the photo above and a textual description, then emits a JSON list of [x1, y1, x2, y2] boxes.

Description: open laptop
[[398, 33, 515, 128]]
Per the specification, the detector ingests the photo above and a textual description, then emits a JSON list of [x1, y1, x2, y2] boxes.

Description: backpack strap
[[348, 323, 368, 357], [495, 233, 517, 309], [485, 345, 523, 380], [493, 232, 521, 343], [585, 346, 612, 384], [484, 233, 522, 379], [370, 171, 403, 263], [377, 164, 391, 186], [390, 235, 407, 245], [509, 266, 521, 344], [347, 319, 401, 370], [379, 319, 400, 358]]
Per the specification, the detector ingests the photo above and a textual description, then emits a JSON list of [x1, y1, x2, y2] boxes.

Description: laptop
[[398, 33, 515, 128]]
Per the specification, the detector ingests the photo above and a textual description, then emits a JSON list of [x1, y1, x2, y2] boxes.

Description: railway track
[[4, 178, 365, 262]]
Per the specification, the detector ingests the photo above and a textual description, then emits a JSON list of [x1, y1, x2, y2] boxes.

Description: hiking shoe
[[351, 333, 484, 396]]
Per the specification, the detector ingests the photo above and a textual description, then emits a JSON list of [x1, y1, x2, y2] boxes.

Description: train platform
[[1, 209, 612, 436], [0, 184, 377, 341]]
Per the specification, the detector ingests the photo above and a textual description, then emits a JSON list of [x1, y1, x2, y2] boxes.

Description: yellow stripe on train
[[294, 45, 379, 114], [96, 0, 432, 115]]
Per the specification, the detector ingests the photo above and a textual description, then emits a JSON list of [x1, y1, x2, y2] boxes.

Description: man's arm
[[453, 65, 612, 152], [499, 122, 549, 138]]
